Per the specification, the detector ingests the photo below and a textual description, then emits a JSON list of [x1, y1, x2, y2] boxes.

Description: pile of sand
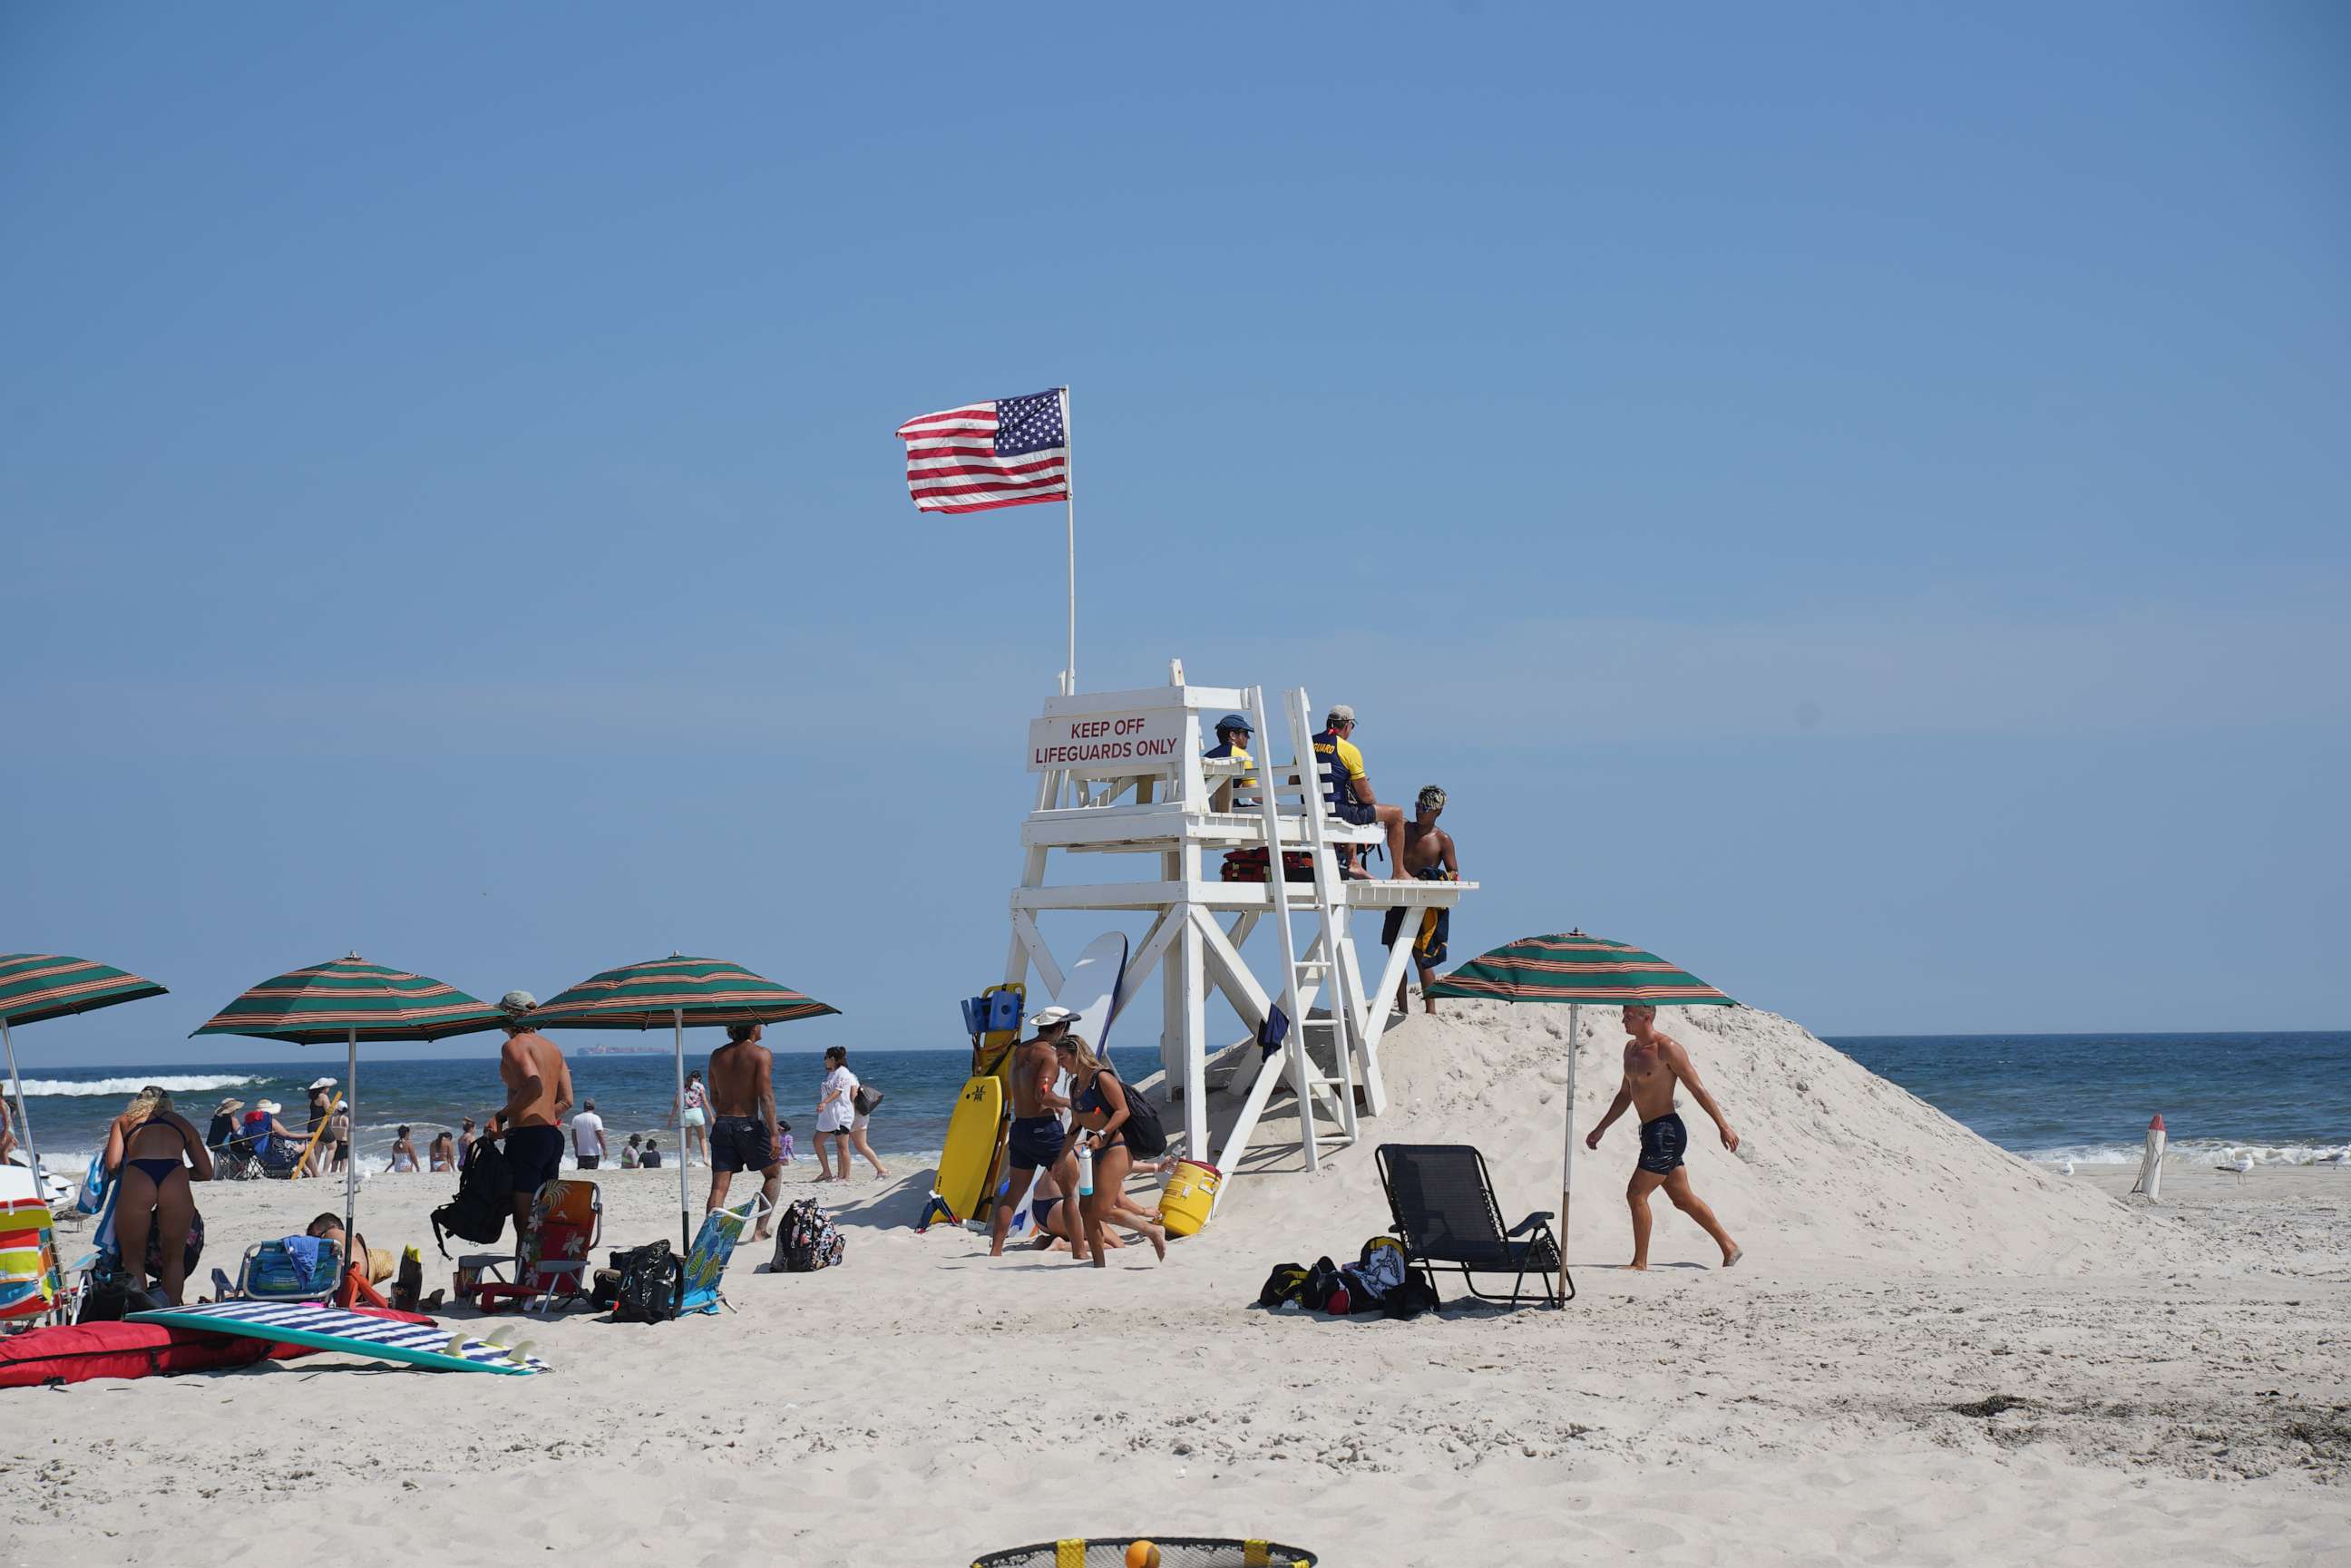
[[1211, 1000, 2195, 1275]]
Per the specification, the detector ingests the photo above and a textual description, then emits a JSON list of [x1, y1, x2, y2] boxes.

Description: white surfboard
[[1058, 930, 1129, 1069], [1004, 931, 1127, 1232]]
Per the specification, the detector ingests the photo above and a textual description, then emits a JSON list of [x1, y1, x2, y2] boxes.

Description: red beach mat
[[0, 1306, 434, 1388]]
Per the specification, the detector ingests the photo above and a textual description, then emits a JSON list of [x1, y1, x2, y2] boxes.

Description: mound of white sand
[[1210, 1000, 2192, 1275]]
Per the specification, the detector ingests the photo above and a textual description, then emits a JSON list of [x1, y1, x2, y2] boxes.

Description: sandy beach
[[6, 1004, 2346, 1566]]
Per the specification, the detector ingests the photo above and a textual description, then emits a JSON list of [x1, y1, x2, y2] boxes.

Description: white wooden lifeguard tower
[[1005, 668, 1476, 1181]]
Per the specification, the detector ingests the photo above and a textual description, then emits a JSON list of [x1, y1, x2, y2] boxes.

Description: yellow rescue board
[[934, 1073, 1005, 1224], [288, 1092, 342, 1175]]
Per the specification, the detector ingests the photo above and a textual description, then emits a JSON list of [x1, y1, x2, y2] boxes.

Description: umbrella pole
[[344, 1027, 357, 1289], [2, 1017, 51, 1205], [673, 1006, 690, 1255], [1558, 1002, 1579, 1306]]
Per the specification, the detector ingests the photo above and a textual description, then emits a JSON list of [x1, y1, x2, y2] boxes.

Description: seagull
[[2317, 1150, 2346, 1169], [2215, 1154, 2255, 1183], [2061, 1159, 2076, 1177]]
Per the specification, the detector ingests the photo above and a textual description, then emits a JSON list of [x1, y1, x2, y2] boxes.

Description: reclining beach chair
[[476, 1179, 602, 1316], [1375, 1144, 1570, 1310], [218, 1235, 345, 1305], [678, 1194, 766, 1317], [209, 1136, 255, 1181]]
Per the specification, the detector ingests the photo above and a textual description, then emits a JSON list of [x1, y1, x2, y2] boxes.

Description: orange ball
[[1125, 1544, 1161, 1568]]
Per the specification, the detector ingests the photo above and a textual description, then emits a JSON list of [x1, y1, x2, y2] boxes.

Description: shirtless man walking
[[706, 1021, 785, 1239], [483, 990, 574, 1232], [986, 1005, 1086, 1259], [1585, 1004, 1742, 1270], [1381, 785, 1460, 1016]]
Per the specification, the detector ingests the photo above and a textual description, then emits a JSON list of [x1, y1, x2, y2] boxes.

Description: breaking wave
[[14, 1074, 262, 1099]]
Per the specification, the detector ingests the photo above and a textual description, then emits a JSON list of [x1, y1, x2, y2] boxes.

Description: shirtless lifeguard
[[484, 990, 574, 1229], [1381, 785, 1459, 1015], [986, 1005, 1084, 1259], [1584, 1004, 1742, 1270]]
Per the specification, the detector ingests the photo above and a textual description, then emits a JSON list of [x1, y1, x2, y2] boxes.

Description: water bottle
[[1077, 1139, 1095, 1198]]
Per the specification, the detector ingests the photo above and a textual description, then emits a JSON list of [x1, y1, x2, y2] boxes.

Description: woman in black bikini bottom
[[1058, 1037, 1168, 1268], [104, 1086, 214, 1304]]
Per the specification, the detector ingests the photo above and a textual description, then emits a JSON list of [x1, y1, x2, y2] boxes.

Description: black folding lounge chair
[[1375, 1144, 1571, 1309]]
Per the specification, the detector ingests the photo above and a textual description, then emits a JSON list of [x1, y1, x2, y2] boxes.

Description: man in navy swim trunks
[[1585, 1004, 1742, 1271], [987, 1005, 1086, 1260], [483, 990, 575, 1234]]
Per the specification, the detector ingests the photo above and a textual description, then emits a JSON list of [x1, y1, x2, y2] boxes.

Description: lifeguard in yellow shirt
[[1312, 704, 1409, 879]]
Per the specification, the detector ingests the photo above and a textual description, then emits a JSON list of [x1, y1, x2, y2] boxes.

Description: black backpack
[[1100, 1071, 1168, 1159], [429, 1136, 512, 1258], [610, 1240, 685, 1323], [1256, 1262, 1312, 1308]]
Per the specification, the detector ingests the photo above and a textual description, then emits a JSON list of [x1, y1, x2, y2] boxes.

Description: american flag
[[894, 388, 1069, 515]]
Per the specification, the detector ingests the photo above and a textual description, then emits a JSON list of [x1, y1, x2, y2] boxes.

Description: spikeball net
[[971, 1540, 1316, 1568]]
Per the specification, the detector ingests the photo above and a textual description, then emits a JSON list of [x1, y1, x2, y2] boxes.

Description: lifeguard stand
[[1006, 669, 1476, 1180]]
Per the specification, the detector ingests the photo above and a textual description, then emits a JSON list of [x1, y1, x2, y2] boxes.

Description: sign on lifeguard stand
[[1004, 668, 1476, 1190]]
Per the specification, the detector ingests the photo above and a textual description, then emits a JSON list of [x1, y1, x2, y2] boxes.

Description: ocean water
[[5, 1048, 981, 1174], [1827, 1031, 2351, 1165], [9, 1032, 2348, 1177]]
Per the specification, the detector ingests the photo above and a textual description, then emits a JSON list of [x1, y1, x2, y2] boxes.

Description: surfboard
[[1000, 932, 1129, 1231], [128, 1300, 550, 1376], [1059, 932, 1129, 1070], [928, 1072, 1005, 1228], [926, 982, 1028, 1230]]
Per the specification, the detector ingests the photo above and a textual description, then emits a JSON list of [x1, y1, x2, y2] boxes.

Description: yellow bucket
[[1156, 1159, 1222, 1237]]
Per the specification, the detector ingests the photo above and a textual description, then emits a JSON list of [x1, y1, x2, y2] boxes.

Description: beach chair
[[220, 1235, 346, 1305], [678, 1194, 766, 1317], [1, 1199, 65, 1330], [475, 1179, 602, 1316], [1374, 1144, 1570, 1310]]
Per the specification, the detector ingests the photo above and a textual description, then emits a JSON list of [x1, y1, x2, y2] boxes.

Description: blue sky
[[4, 4, 2345, 1066]]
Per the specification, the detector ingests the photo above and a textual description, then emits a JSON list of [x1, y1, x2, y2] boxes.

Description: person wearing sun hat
[[204, 1098, 247, 1170], [482, 989, 574, 1231], [300, 1077, 337, 1178]]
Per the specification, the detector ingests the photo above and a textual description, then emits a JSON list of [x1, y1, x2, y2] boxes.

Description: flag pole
[[1059, 385, 1075, 692]]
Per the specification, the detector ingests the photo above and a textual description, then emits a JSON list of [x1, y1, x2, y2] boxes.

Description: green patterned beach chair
[[679, 1195, 765, 1316]]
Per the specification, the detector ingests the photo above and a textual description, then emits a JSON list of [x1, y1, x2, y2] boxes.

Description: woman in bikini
[[103, 1087, 212, 1304], [1026, 1167, 1118, 1255], [1057, 1037, 1167, 1267], [427, 1130, 457, 1173]]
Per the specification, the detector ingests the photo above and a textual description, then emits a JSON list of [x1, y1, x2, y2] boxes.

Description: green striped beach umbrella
[[1428, 931, 1736, 1279], [531, 955, 839, 1250], [1425, 931, 1737, 1007], [194, 955, 505, 1277], [2, 954, 171, 1208]]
